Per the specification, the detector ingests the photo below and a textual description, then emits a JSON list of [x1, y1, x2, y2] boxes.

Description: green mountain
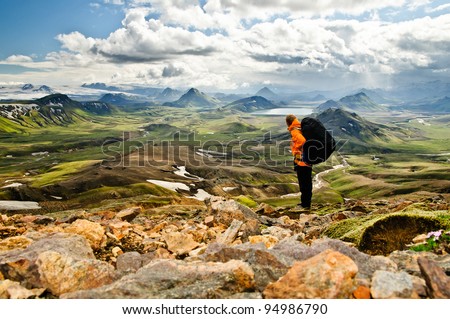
[[163, 88, 221, 108], [0, 94, 113, 132], [221, 96, 278, 112], [317, 108, 410, 153]]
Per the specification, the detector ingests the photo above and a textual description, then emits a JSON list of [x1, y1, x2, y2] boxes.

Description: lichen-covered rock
[[36, 251, 117, 296], [0, 233, 94, 289], [263, 249, 358, 299], [248, 235, 278, 248], [0, 279, 45, 299], [215, 219, 243, 245], [116, 252, 144, 272], [370, 270, 415, 299], [261, 226, 292, 241], [272, 237, 397, 280], [206, 196, 259, 226], [61, 259, 255, 299], [163, 232, 199, 256], [0, 236, 33, 252], [204, 242, 291, 291], [418, 257, 450, 299], [389, 250, 450, 276], [64, 219, 106, 250]]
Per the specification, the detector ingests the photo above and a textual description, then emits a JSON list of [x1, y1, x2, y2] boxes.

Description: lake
[[252, 106, 316, 116], [252, 100, 320, 116]]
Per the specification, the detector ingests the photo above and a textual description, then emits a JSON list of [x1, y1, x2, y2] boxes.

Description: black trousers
[[295, 165, 312, 208]]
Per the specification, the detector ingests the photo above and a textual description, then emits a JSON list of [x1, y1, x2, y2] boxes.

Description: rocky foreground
[[1, 196, 449, 299]]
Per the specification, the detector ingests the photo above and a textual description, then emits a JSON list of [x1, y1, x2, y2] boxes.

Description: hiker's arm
[[290, 130, 306, 156]]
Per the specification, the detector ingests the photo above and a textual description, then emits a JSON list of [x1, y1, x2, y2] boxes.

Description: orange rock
[[263, 249, 358, 299], [353, 285, 371, 299]]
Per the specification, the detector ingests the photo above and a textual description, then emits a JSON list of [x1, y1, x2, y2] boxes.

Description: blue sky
[[1, 0, 450, 92], [0, 0, 123, 60]]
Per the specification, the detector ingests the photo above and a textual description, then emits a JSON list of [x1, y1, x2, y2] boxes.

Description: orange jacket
[[288, 118, 310, 166]]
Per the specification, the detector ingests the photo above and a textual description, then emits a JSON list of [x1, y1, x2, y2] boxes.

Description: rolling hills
[[0, 94, 113, 132]]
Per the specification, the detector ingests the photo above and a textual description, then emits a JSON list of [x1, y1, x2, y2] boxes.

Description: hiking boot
[[294, 204, 311, 213]]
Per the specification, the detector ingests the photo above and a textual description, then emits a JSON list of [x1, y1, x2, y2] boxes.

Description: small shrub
[[410, 229, 450, 254]]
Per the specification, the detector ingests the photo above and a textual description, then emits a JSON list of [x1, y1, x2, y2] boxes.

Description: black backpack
[[300, 117, 336, 165]]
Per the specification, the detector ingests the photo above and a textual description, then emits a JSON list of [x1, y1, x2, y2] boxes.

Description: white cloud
[[56, 32, 96, 53], [5, 55, 33, 63], [8, 1, 450, 91], [104, 0, 125, 5], [426, 3, 450, 13], [89, 3, 101, 9], [87, 8, 227, 62], [204, 0, 408, 19], [406, 0, 432, 11]]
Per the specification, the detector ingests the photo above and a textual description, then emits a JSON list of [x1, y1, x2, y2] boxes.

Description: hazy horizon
[[1, 0, 450, 93]]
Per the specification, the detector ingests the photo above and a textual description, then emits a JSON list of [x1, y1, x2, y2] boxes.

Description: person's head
[[286, 114, 296, 127]]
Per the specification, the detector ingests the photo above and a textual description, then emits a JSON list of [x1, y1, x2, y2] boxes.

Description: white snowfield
[[0, 201, 41, 210]]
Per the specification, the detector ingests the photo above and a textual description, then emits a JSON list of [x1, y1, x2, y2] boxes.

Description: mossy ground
[[324, 208, 450, 255]]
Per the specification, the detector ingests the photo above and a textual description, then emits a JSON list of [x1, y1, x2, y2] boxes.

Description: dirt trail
[[313, 155, 349, 190]]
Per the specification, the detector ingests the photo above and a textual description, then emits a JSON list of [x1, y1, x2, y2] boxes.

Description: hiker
[[286, 114, 312, 210]]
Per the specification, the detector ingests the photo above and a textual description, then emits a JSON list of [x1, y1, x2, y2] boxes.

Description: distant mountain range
[[99, 93, 155, 109], [392, 96, 450, 113], [221, 96, 278, 112], [82, 82, 161, 97], [163, 88, 221, 108], [81, 82, 123, 92], [317, 92, 384, 113], [21, 84, 55, 94]]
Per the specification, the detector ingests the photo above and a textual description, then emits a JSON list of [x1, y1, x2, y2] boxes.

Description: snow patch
[[223, 187, 237, 192], [173, 166, 203, 181], [31, 151, 49, 156], [187, 189, 212, 201], [0, 201, 41, 210], [147, 179, 190, 192]]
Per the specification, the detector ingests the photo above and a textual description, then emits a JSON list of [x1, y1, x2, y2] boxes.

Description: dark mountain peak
[[256, 87, 278, 100], [33, 85, 54, 93], [36, 94, 73, 106], [22, 84, 34, 90], [80, 101, 112, 115], [164, 88, 220, 108], [340, 92, 370, 103], [186, 88, 201, 95]]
